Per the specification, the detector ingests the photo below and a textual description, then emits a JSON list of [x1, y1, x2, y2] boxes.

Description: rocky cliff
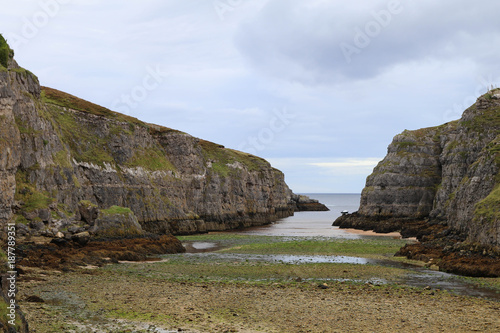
[[334, 89, 500, 275], [0, 37, 300, 238]]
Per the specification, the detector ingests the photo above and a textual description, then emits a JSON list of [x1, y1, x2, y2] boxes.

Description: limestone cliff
[[334, 91, 500, 251], [0, 38, 296, 237]]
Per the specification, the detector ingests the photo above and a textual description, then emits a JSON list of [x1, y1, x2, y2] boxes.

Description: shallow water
[[182, 241, 223, 253], [179, 245, 500, 301], [179, 251, 370, 265]]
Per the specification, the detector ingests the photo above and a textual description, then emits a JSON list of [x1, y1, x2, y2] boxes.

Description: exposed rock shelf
[[291, 194, 329, 211]]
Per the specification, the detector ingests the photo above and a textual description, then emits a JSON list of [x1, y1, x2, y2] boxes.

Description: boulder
[[38, 208, 51, 223], [90, 206, 144, 238], [29, 220, 45, 231], [78, 200, 99, 225], [72, 231, 91, 246], [68, 225, 83, 234], [16, 223, 29, 236]]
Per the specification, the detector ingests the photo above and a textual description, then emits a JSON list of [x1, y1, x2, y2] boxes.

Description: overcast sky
[[2, 0, 500, 193]]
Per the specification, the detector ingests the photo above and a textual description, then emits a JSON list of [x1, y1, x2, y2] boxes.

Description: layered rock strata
[[334, 91, 500, 252], [0, 39, 298, 238]]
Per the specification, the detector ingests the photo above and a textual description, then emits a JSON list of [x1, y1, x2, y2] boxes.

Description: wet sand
[[341, 228, 411, 239]]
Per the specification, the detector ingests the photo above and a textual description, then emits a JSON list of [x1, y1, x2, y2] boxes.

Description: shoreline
[[341, 228, 415, 239]]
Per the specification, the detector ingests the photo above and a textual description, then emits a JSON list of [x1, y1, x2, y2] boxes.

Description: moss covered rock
[[90, 206, 144, 238]]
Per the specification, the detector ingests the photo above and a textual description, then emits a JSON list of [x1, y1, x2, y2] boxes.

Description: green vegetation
[[14, 214, 29, 225], [43, 103, 115, 168], [109, 124, 133, 136], [125, 147, 176, 172], [396, 141, 416, 149], [0, 298, 22, 332], [200, 140, 270, 177], [106, 256, 411, 283], [9, 67, 39, 84], [462, 104, 500, 132], [79, 200, 97, 208], [147, 123, 185, 135], [104, 234, 415, 283], [72, 174, 81, 188], [488, 136, 500, 178], [474, 135, 500, 224], [15, 170, 54, 212], [0, 35, 39, 83], [178, 234, 412, 260], [14, 116, 39, 135], [100, 205, 132, 216], [0, 247, 7, 269], [41, 87, 143, 127], [52, 150, 72, 168], [41, 87, 179, 173], [218, 237, 411, 259], [460, 276, 500, 291], [474, 185, 500, 222], [0, 34, 13, 68]]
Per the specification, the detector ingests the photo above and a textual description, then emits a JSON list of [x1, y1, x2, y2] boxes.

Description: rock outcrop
[[0, 37, 302, 239], [334, 90, 500, 275], [90, 206, 144, 238], [290, 194, 329, 211]]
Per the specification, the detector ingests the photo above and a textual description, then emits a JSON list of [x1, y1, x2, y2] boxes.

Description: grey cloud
[[234, 0, 500, 85]]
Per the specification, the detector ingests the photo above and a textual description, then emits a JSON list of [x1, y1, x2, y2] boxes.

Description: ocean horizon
[[229, 193, 363, 237]]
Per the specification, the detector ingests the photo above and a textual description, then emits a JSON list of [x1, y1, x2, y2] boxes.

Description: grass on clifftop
[[41, 87, 144, 126], [41, 87, 180, 172], [41, 87, 181, 136], [462, 97, 500, 132], [0, 34, 13, 68], [41, 87, 265, 177], [199, 140, 271, 177]]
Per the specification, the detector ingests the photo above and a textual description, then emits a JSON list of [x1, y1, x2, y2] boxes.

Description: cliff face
[[335, 91, 500, 249], [0, 42, 295, 236]]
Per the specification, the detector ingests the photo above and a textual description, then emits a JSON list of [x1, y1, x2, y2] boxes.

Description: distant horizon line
[[298, 192, 361, 195]]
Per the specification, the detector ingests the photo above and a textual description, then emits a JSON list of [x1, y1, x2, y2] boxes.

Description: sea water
[[231, 193, 364, 237]]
